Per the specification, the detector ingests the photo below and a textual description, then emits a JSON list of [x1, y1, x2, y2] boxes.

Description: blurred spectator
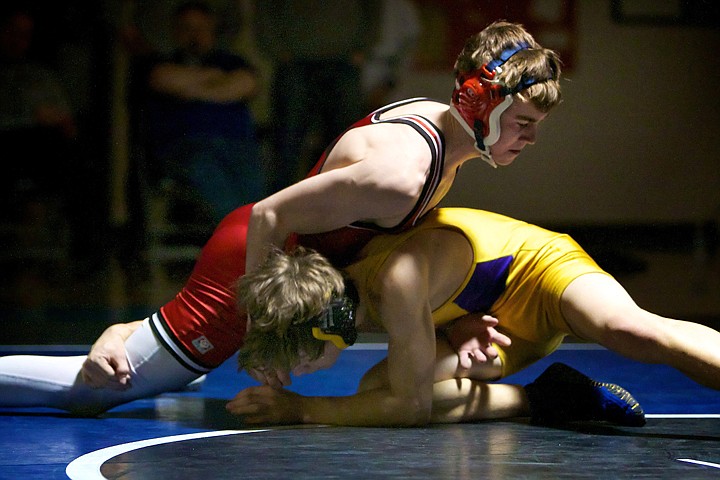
[[138, 0, 264, 225], [0, 5, 102, 271], [361, 0, 421, 111], [255, 0, 381, 193], [0, 7, 76, 137]]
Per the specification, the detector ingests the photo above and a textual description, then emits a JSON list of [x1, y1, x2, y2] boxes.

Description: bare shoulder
[[377, 99, 449, 121], [335, 123, 432, 182], [326, 99, 447, 171], [386, 227, 472, 308], [395, 227, 471, 265]]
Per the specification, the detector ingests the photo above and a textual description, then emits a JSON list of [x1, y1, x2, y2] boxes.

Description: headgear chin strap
[[451, 42, 539, 167], [310, 282, 359, 350]]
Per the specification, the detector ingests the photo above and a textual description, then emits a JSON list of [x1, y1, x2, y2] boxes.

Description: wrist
[[106, 323, 136, 341]]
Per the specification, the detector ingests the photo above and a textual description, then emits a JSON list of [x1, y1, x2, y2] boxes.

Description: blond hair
[[239, 321, 325, 372], [237, 246, 344, 370], [454, 20, 562, 112], [237, 246, 345, 333]]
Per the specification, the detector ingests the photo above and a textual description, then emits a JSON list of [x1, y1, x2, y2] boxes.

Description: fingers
[[226, 386, 275, 422], [480, 344, 498, 360], [479, 315, 511, 347], [81, 356, 131, 391], [458, 351, 473, 370], [246, 368, 266, 385], [471, 348, 488, 363], [480, 314, 499, 326], [491, 329, 512, 347], [113, 355, 132, 387], [247, 367, 275, 387], [275, 369, 292, 387], [81, 357, 111, 388], [457, 341, 501, 369]]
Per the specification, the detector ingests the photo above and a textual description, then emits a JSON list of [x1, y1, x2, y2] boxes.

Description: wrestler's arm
[[149, 63, 257, 102], [245, 126, 430, 272], [303, 247, 437, 426], [81, 320, 143, 390]]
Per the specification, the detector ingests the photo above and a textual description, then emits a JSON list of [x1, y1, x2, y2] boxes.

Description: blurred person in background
[[254, 0, 381, 193], [139, 0, 264, 226], [0, 4, 105, 281]]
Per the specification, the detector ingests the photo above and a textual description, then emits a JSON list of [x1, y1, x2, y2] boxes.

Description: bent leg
[[358, 337, 645, 425], [431, 379, 527, 423], [357, 338, 523, 423], [561, 273, 720, 390], [0, 354, 87, 410], [0, 321, 201, 415]]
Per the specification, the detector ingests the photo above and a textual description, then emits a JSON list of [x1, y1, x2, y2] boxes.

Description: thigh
[[560, 273, 642, 342], [123, 319, 201, 394]]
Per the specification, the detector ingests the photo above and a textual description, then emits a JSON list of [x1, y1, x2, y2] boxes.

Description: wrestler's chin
[[493, 150, 522, 166]]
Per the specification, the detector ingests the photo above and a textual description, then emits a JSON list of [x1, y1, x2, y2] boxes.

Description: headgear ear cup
[[452, 73, 509, 144], [450, 42, 537, 164]]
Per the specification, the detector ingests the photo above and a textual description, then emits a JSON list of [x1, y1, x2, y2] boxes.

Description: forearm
[[149, 64, 217, 97], [149, 64, 256, 102], [198, 70, 257, 102], [298, 388, 431, 427], [246, 202, 287, 273]]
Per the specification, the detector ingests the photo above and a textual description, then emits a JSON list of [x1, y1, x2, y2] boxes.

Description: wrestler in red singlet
[[150, 204, 252, 374], [153, 98, 448, 371], [295, 97, 447, 267]]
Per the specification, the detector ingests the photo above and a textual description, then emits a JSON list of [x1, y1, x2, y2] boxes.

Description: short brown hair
[[454, 21, 562, 112]]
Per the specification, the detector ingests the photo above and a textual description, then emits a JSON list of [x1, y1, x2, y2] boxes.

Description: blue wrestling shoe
[[524, 362, 646, 427]]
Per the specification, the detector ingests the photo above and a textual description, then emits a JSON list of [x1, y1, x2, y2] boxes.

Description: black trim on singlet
[[148, 311, 212, 375]]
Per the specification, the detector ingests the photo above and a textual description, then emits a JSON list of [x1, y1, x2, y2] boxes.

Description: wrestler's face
[[490, 100, 548, 166], [291, 342, 342, 376]]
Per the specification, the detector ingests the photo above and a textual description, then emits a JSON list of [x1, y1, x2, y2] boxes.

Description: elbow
[[408, 411, 432, 427], [250, 201, 276, 229], [249, 201, 284, 245]]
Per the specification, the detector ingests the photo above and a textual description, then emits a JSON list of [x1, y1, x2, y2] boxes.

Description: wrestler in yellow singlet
[[354, 207, 612, 377]]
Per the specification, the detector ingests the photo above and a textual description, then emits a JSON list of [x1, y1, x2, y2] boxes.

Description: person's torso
[[353, 207, 564, 326], [146, 50, 256, 139], [295, 98, 450, 267]]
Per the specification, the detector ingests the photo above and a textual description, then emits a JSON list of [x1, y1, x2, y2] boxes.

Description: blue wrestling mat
[[1, 343, 719, 479]]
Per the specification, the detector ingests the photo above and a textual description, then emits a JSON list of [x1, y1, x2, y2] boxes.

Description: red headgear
[[451, 42, 536, 166]]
